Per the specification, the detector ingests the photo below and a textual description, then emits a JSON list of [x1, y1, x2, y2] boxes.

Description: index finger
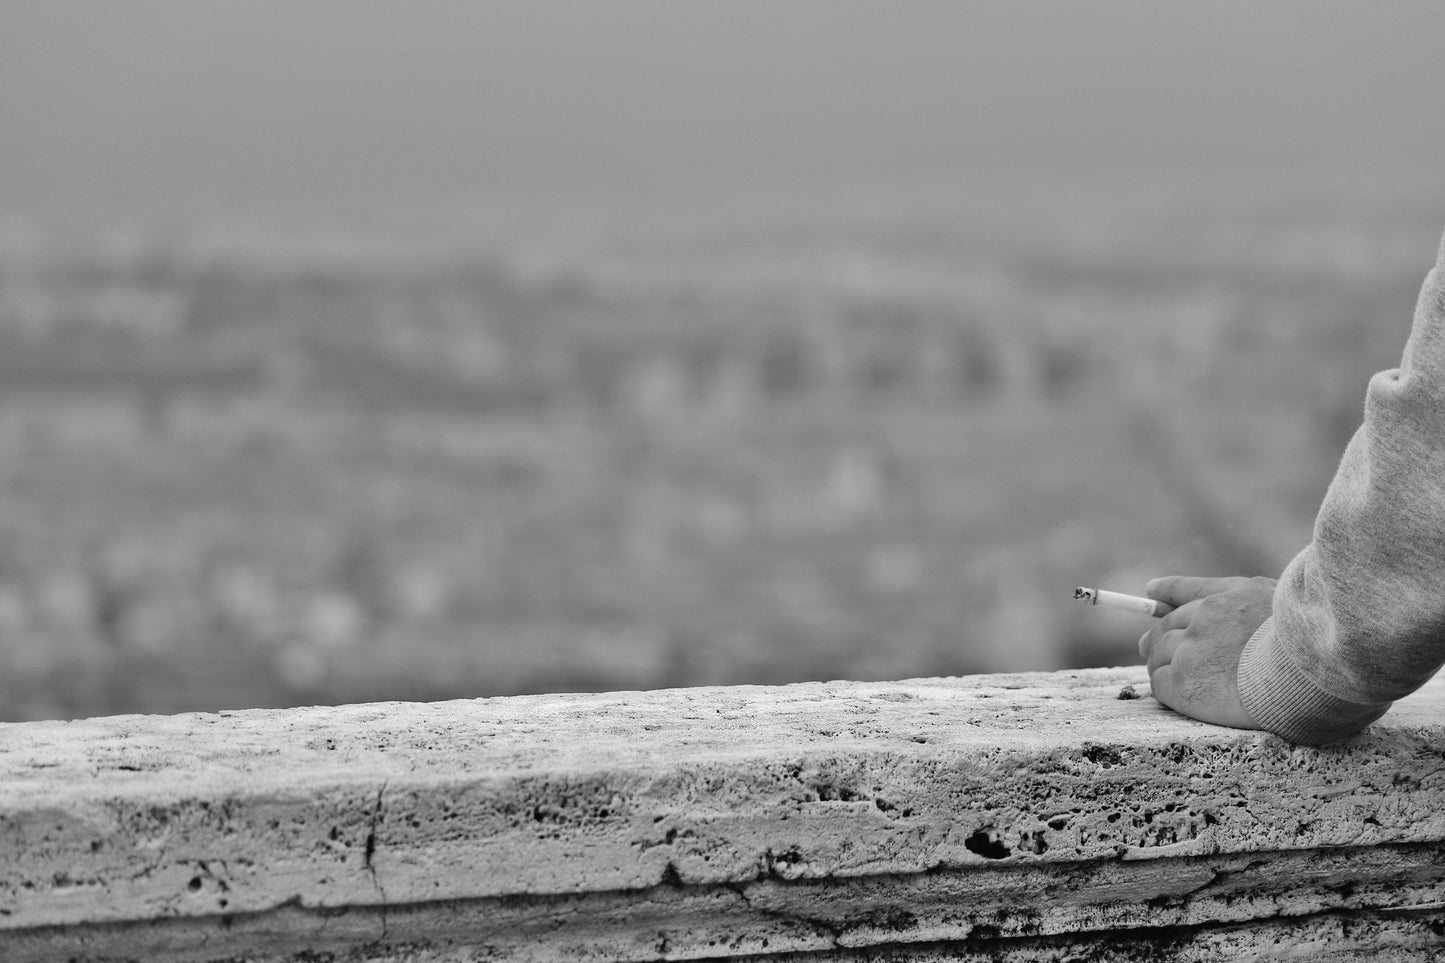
[[1145, 575, 1237, 607]]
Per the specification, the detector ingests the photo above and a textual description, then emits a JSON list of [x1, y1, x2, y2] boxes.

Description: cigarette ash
[[1073, 586, 1098, 603]]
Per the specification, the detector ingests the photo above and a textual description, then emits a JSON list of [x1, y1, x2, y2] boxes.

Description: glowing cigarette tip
[[1073, 586, 1173, 618]]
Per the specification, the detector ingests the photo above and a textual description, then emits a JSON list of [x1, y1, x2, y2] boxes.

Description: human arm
[[1141, 228, 1445, 744]]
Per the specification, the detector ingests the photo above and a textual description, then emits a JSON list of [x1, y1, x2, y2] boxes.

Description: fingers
[[1155, 602, 1196, 634], [1137, 599, 1198, 658], [1145, 631, 1180, 674], [1145, 575, 1246, 607], [1147, 662, 1179, 712], [1140, 607, 1190, 672]]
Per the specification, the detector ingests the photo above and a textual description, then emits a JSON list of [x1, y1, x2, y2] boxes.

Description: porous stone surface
[[3, 666, 1445, 961]]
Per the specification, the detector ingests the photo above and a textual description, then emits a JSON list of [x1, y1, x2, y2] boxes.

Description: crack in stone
[[727, 882, 846, 950], [363, 779, 390, 940]]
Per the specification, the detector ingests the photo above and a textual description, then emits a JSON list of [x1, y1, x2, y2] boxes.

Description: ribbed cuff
[[1237, 617, 1392, 745]]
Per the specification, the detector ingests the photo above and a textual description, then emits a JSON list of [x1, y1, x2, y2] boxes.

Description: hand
[[1137, 575, 1276, 731]]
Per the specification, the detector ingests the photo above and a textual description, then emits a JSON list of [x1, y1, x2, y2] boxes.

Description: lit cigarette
[[1073, 586, 1174, 618]]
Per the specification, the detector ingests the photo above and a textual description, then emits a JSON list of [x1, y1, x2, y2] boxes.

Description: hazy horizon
[[4, 2, 1444, 233]]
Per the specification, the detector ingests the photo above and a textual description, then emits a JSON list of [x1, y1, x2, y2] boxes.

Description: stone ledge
[[3, 666, 1445, 961]]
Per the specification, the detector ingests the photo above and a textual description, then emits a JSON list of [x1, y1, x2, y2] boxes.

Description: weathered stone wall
[[3, 667, 1445, 961]]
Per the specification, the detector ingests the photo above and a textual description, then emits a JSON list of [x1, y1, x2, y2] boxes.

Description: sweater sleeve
[[1237, 228, 1445, 745]]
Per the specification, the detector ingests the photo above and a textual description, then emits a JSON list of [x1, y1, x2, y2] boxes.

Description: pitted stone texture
[[8, 843, 1444, 963], [4, 667, 1445, 959]]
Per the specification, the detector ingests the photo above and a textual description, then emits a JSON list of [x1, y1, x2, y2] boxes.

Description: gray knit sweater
[[1237, 228, 1445, 744]]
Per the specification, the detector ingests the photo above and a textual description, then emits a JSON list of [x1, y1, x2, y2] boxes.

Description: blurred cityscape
[[2, 178, 1441, 720], [2, 4, 1443, 719]]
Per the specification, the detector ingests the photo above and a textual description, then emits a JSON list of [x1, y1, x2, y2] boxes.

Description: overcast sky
[[3, 2, 1443, 229]]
